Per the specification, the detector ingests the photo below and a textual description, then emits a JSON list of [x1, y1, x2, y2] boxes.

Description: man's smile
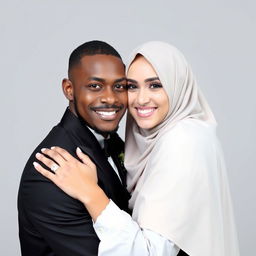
[[94, 109, 119, 120], [90, 105, 124, 121]]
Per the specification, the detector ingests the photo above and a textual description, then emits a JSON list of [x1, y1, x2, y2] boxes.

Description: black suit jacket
[[18, 109, 130, 256]]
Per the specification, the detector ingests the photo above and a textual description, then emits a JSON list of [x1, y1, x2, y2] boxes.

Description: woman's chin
[[135, 119, 159, 130]]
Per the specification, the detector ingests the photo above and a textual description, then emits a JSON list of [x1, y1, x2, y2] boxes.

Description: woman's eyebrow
[[144, 77, 160, 83]]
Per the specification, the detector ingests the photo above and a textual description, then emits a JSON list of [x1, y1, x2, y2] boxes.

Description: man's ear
[[62, 78, 74, 101]]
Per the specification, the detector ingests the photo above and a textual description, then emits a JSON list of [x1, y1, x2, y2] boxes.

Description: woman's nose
[[137, 88, 150, 105]]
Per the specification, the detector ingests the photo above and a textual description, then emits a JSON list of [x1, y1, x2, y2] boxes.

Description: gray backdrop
[[1, 0, 255, 255]]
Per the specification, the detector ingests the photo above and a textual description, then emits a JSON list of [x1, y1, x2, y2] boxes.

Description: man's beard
[[73, 97, 119, 136]]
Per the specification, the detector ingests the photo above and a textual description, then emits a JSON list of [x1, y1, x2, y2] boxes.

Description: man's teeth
[[96, 111, 116, 116], [137, 108, 154, 114]]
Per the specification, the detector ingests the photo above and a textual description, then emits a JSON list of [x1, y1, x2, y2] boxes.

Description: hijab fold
[[124, 41, 239, 256]]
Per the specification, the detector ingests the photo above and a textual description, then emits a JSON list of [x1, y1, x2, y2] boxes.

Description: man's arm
[[18, 164, 99, 256]]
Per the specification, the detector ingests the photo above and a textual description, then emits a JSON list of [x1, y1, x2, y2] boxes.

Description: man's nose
[[100, 87, 117, 105]]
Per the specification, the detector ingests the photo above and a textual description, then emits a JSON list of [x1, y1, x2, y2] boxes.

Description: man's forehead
[[74, 55, 124, 75]]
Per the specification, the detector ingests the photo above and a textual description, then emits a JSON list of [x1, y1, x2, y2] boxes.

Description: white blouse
[[93, 200, 179, 256]]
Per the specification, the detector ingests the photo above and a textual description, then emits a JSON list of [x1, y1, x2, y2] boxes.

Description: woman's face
[[127, 56, 169, 129]]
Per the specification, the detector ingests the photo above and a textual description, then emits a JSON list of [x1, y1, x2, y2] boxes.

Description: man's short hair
[[68, 40, 123, 76]]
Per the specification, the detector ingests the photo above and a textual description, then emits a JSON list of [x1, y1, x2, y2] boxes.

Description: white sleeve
[[93, 200, 180, 256]]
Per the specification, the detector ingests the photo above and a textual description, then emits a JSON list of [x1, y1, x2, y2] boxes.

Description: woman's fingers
[[35, 152, 61, 172], [33, 162, 58, 184], [40, 148, 66, 166], [33, 162, 71, 197], [34, 148, 99, 203], [50, 146, 74, 161], [76, 147, 96, 169]]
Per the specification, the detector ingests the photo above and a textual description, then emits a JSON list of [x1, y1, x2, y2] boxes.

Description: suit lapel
[[59, 109, 125, 191], [78, 144, 123, 188]]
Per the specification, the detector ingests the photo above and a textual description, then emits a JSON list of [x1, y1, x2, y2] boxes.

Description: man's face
[[67, 54, 127, 134]]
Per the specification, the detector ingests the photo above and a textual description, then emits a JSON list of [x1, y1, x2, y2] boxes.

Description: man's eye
[[88, 84, 101, 89], [115, 84, 126, 90], [149, 83, 163, 89], [127, 84, 137, 90]]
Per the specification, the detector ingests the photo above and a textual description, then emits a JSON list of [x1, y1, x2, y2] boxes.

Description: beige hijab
[[124, 41, 239, 256]]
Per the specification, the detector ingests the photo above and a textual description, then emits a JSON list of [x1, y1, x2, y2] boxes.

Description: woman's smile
[[135, 107, 157, 118]]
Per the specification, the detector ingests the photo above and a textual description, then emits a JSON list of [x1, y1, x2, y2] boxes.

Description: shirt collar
[[88, 127, 110, 149]]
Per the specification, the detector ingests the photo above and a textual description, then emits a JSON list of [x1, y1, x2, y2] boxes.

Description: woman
[[34, 41, 240, 256]]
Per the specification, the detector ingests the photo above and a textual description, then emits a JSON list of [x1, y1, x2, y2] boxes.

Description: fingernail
[[36, 153, 41, 158], [76, 147, 82, 153], [33, 162, 39, 167], [41, 148, 46, 152], [51, 146, 55, 149]]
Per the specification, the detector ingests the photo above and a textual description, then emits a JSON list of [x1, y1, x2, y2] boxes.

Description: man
[[18, 40, 130, 256]]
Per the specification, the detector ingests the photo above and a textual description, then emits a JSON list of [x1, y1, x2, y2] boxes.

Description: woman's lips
[[135, 107, 156, 118]]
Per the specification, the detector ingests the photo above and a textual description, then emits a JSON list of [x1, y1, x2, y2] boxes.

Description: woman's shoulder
[[158, 118, 217, 150], [148, 119, 220, 177]]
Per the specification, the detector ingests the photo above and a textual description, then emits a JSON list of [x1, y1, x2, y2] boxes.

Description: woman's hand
[[34, 147, 98, 203], [33, 147, 110, 221]]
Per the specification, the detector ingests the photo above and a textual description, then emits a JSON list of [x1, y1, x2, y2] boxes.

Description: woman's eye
[[149, 83, 163, 89], [127, 84, 137, 90]]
